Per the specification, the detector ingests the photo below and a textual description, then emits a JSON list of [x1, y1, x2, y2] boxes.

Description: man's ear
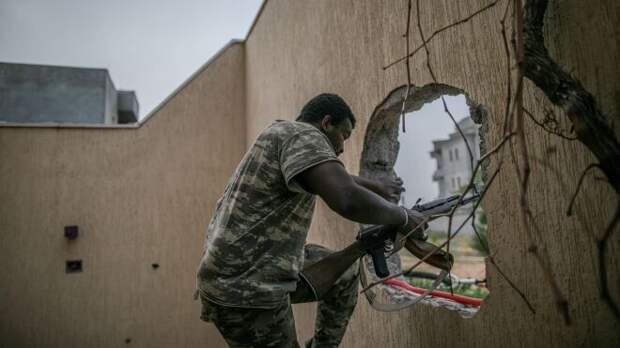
[[320, 114, 333, 131]]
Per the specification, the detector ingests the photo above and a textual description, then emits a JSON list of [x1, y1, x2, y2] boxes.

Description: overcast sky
[[0, 0, 263, 119], [395, 95, 469, 203]]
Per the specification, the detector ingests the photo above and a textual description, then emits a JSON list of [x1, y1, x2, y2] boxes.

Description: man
[[197, 94, 425, 347]]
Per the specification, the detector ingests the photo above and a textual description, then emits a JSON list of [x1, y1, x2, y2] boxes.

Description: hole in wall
[[360, 83, 490, 317], [65, 260, 83, 273], [64, 225, 79, 240]]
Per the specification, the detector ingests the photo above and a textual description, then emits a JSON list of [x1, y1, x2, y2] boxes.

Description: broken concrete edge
[[358, 82, 489, 309], [0, 39, 245, 130], [360, 83, 486, 175]]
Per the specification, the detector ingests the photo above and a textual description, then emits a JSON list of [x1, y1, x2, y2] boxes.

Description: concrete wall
[[0, 42, 245, 347], [245, 0, 618, 347]]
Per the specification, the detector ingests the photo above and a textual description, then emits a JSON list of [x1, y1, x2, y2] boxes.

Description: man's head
[[296, 93, 356, 156]]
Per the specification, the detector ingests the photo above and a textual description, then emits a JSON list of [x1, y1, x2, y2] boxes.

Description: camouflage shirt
[[197, 120, 342, 308]]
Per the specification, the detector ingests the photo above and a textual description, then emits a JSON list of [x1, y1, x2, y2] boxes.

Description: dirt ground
[[399, 234, 487, 280]]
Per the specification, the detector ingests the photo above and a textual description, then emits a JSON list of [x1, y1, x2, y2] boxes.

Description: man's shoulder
[[253, 120, 334, 163], [264, 120, 317, 137], [262, 120, 330, 148]]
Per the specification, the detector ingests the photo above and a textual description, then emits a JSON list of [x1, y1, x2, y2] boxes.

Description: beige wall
[[1, 0, 618, 347], [0, 42, 245, 347], [245, 0, 619, 347]]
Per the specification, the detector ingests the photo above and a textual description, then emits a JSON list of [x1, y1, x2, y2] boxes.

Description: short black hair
[[296, 93, 356, 128]]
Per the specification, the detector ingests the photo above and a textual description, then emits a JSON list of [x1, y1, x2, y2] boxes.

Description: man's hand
[[376, 177, 406, 203]]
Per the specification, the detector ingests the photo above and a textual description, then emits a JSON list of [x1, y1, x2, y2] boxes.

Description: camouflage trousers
[[200, 243, 359, 348]]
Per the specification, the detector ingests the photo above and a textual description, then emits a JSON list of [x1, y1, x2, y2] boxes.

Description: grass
[[399, 231, 489, 300], [405, 277, 489, 299]]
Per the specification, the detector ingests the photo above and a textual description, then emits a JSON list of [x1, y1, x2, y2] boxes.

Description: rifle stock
[[299, 241, 366, 300], [299, 225, 397, 299]]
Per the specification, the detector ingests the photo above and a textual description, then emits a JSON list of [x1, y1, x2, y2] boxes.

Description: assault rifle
[[299, 192, 479, 299]]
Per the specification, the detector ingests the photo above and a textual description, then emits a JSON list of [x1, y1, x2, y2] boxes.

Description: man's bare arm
[[295, 162, 405, 226]]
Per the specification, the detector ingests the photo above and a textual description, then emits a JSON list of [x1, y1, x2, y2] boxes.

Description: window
[[455, 148, 459, 160], [449, 149, 453, 161]]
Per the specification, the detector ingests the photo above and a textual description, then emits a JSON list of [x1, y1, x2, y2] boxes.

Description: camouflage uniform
[[197, 120, 358, 347], [200, 244, 359, 347]]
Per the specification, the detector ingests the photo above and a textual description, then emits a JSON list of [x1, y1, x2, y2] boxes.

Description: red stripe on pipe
[[384, 278, 483, 307]]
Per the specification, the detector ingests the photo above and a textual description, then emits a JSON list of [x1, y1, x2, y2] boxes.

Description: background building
[[431, 116, 481, 198], [0, 63, 138, 125], [428, 116, 481, 234]]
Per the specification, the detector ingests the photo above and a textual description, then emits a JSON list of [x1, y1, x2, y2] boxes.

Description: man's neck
[[301, 120, 322, 131]]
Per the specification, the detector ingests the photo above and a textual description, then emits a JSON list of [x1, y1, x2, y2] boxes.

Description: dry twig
[[598, 199, 620, 318], [363, 131, 515, 294], [566, 163, 601, 216], [383, 1, 500, 70], [514, 0, 571, 325], [523, 106, 578, 141], [398, 0, 414, 133], [374, 0, 532, 310], [500, 0, 514, 136], [523, 0, 620, 320], [363, 166, 502, 293], [377, 0, 617, 323]]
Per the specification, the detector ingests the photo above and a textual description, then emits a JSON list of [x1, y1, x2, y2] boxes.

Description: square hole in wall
[[64, 225, 79, 240], [66, 260, 83, 273]]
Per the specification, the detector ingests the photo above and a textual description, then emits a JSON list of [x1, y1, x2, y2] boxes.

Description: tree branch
[[523, 0, 620, 191], [523, 0, 620, 320], [383, 1, 499, 70], [566, 163, 601, 216]]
